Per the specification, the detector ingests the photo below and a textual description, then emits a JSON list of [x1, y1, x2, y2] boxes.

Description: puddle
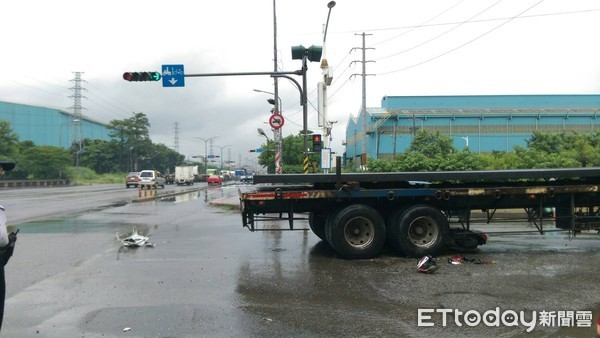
[[14, 218, 142, 235]]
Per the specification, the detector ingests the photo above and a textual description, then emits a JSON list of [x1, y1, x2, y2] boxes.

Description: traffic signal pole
[[182, 69, 308, 172], [125, 58, 315, 175]]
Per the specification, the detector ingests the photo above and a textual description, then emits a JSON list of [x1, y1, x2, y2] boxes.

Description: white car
[[138, 170, 166, 188]]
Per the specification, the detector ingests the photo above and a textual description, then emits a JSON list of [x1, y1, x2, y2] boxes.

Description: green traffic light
[[122, 71, 161, 82]]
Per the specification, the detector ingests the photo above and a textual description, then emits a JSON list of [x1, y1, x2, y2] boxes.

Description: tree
[[258, 131, 313, 173], [17, 146, 71, 179], [78, 139, 121, 174], [107, 112, 152, 171], [0, 120, 19, 158], [408, 130, 455, 157]]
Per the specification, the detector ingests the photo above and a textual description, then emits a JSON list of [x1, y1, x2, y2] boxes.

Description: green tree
[[0, 120, 19, 157], [258, 131, 313, 173], [18, 146, 71, 179], [78, 139, 121, 174], [108, 112, 152, 171], [408, 130, 455, 157]]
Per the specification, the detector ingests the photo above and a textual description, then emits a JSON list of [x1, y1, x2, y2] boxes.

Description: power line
[[377, 0, 504, 61], [378, 0, 547, 76], [350, 7, 599, 34], [372, 0, 466, 47]]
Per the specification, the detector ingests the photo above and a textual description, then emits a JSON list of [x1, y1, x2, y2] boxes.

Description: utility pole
[[351, 33, 374, 170], [319, 1, 336, 150], [272, 0, 283, 174]]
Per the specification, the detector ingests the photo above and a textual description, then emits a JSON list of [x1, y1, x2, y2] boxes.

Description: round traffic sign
[[269, 113, 285, 129]]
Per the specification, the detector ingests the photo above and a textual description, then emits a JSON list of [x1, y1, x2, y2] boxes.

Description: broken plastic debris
[[448, 256, 496, 265]]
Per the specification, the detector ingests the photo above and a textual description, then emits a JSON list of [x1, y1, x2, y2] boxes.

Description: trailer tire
[[326, 204, 385, 259], [308, 211, 327, 241], [387, 205, 448, 257]]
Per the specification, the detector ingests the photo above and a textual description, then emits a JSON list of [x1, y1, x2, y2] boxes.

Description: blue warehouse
[[344, 94, 600, 167], [0, 101, 112, 148]]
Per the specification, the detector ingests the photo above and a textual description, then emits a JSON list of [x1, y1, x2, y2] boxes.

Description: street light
[[256, 128, 277, 174], [194, 136, 218, 174], [253, 89, 282, 113], [257, 128, 272, 142], [254, 88, 283, 174], [214, 144, 231, 170]]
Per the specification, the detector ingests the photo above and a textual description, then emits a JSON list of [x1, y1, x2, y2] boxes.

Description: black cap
[[0, 160, 15, 171]]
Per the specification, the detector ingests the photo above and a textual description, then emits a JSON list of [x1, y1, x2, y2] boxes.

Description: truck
[[239, 157, 600, 259], [175, 165, 198, 186]]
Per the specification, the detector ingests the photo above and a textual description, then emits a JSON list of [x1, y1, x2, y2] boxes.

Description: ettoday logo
[[418, 308, 593, 333]]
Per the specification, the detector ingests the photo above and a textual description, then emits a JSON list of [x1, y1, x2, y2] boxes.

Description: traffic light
[[291, 45, 323, 62], [312, 134, 322, 152], [123, 72, 161, 82]]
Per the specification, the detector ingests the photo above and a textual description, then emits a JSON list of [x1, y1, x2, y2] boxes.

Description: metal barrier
[[0, 180, 70, 188]]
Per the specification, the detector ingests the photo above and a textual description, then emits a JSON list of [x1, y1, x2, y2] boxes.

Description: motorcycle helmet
[[417, 255, 438, 273]]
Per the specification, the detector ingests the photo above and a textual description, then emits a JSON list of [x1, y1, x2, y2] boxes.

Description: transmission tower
[[351, 33, 375, 168], [69, 72, 86, 150], [173, 122, 180, 153]]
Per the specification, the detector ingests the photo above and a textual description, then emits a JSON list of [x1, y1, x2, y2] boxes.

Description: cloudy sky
[[1, 0, 599, 167]]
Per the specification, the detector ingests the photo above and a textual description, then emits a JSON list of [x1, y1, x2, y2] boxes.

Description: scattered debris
[[447, 256, 496, 265], [117, 228, 149, 247], [417, 255, 439, 273]]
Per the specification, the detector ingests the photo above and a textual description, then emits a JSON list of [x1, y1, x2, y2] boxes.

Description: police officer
[[0, 159, 17, 331]]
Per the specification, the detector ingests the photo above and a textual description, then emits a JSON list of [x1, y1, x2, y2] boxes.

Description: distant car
[[240, 175, 253, 183], [207, 175, 222, 185], [125, 172, 140, 188], [138, 170, 166, 188]]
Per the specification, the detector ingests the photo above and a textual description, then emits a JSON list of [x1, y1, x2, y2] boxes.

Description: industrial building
[[344, 94, 600, 167], [0, 101, 112, 148]]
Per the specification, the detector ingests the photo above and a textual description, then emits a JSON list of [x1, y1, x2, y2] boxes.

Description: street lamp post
[[257, 128, 273, 174], [214, 144, 231, 170], [320, 1, 336, 149], [194, 136, 218, 174], [254, 89, 283, 174]]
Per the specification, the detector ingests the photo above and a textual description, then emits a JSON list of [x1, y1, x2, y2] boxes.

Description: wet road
[[1, 184, 600, 337]]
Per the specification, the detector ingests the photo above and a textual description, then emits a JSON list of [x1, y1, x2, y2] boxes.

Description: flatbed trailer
[[239, 158, 600, 259]]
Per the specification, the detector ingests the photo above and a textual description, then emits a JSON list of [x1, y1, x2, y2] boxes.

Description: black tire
[[308, 211, 327, 241], [387, 204, 448, 257], [325, 204, 386, 259]]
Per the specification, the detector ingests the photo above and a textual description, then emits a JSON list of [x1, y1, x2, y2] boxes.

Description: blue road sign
[[162, 64, 185, 87]]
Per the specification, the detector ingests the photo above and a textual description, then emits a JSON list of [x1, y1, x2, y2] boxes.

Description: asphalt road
[[0, 184, 599, 337]]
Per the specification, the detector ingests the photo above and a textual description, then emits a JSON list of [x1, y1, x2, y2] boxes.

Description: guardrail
[[0, 180, 71, 188]]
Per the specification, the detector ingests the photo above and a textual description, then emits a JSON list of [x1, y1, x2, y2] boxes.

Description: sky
[[1, 0, 599, 168]]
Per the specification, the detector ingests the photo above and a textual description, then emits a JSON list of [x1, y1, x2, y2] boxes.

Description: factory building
[[0, 101, 112, 148], [344, 94, 600, 167]]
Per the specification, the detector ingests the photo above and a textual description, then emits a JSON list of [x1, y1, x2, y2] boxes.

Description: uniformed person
[[0, 159, 17, 331]]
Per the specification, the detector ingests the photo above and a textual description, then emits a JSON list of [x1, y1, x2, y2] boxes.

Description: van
[[138, 170, 166, 188]]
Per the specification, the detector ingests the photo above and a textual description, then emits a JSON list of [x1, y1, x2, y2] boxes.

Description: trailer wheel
[[308, 211, 327, 241], [326, 204, 385, 259], [388, 205, 448, 257]]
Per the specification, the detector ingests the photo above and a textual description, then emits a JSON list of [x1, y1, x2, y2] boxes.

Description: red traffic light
[[312, 134, 322, 152]]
